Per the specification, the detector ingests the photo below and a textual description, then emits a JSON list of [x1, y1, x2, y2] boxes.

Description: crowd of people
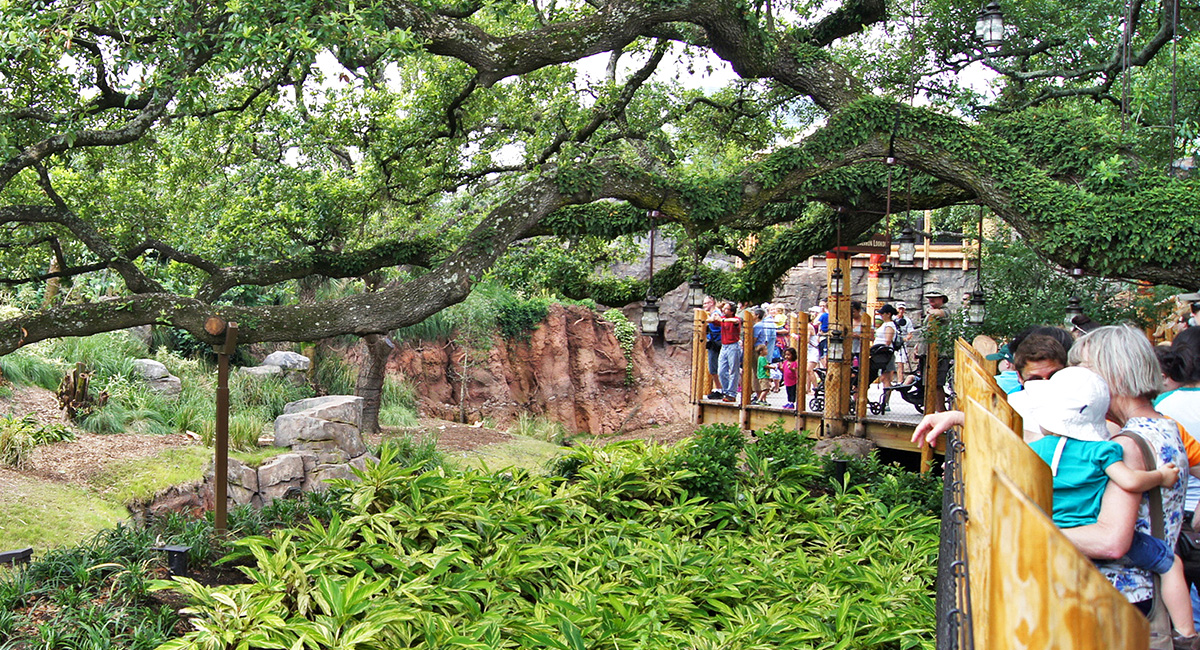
[[701, 288, 948, 411], [913, 317, 1200, 647]]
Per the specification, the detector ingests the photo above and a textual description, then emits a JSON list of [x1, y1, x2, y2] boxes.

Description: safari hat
[[924, 287, 949, 300], [1029, 367, 1111, 442]]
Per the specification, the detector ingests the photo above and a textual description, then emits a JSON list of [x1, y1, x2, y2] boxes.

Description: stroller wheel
[[809, 397, 824, 411], [869, 402, 884, 415]]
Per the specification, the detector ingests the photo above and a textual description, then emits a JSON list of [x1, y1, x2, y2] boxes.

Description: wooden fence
[[954, 340, 1149, 649]]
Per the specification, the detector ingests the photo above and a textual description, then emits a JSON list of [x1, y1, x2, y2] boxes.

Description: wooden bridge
[[686, 299, 948, 468]]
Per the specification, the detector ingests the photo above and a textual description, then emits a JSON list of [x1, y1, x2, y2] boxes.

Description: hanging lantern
[[1064, 296, 1083, 327], [975, 0, 1004, 49], [897, 226, 917, 267], [830, 267, 845, 297], [967, 289, 987, 327], [877, 262, 895, 303], [641, 296, 660, 336], [827, 327, 846, 363], [687, 275, 705, 309]]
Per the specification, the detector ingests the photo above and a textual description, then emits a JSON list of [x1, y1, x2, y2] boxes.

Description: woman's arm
[[1062, 437, 1143, 560]]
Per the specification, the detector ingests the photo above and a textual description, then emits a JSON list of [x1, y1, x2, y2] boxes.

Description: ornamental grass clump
[[155, 435, 939, 649]]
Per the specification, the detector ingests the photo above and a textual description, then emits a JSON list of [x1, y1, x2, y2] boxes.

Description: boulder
[[239, 365, 284, 378], [813, 436, 875, 459], [148, 375, 183, 397], [282, 395, 363, 427], [262, 351, 311, 371], [133, 359, 170, 380], [257, 454, 305, 488], [311, 463, 357, 487]]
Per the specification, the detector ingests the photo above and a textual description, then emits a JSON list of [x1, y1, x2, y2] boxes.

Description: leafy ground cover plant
[[0, 491, 344, 650], [156, 435, 939, 649]]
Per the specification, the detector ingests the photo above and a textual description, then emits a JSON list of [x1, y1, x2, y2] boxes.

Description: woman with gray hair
[[1062, 325, 1191, 633]]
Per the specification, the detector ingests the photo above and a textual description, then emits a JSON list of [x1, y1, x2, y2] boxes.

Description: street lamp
[[687, 274, 705, 309], [878, 262, 895, 303], [897, 225, 917, 267], [975, 0, 1004, 49], [967, 289, 988, 327], [641, 296, 660, 336], [1064, 296, 1083, 327], [827, 327, 846, 363], [830, 267, 845, 297]]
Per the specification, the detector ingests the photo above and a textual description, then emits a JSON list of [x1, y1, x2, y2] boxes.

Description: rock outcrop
[[363, 305, 692, 436], [184, 395, 377, 512], [239, 350, 310, 383]]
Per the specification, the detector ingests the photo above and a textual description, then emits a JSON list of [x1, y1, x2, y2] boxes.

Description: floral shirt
[[1095, 417, 1187, 604]]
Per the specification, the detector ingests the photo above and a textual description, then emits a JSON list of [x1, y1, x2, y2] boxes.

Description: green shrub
[[375, 433, 443, 471], [379, 403, 420, 427], [0, 415, 75, 468], [230, 372, 313, 421], [496, 294, 549, 340], [158, 443, 939, 650], [312, 351, 356, 396], [0, 347, 63, 389], [199, 412, 268, 451], [671, 422, 744, 501], [601, 308, 636, 384]]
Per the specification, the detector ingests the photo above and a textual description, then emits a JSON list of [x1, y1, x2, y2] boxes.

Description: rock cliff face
[[361, 304, 693, 435]]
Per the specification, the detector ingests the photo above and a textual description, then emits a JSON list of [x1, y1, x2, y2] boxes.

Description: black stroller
[[879, 355, 954, 414]]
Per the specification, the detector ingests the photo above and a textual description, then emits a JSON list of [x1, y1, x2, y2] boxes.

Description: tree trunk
[[356, 333, 392, 434]]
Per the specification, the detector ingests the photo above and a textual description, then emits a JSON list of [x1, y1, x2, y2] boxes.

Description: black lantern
[[827, 327, 846, 363], [877, 262, 895, 303], [687, 275, 705, 309], [975, 0, 1004, 49], [641, 296, 660, 335], [897, 226, 917, 267], [967, 289, 987, 327], [1064, 296, 1083, 327], [830, 267, 845, 297]]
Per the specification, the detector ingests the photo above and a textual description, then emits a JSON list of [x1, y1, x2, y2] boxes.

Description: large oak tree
[[2, 0, 1197, 356]]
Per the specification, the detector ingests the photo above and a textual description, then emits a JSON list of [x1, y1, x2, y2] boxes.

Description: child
[[1029, 367, 1195, 638], [753, 344, 774, 406], [780, 347, 800, 410]]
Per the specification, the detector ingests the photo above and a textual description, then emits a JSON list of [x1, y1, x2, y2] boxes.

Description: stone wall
[[140, 395, 377, 519]]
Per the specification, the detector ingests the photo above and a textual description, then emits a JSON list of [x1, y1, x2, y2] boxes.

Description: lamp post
[[877, 262, 895, 303], [1064, 296, 1083, 327], [967, 289, 988, 327], [641, 296, 660, 335], [897, 226, 917, 267], [827, 327, 846, 363], [975, 0, 1004, 49], [687, 274, 705, 309], [830, 267, 845, 297]]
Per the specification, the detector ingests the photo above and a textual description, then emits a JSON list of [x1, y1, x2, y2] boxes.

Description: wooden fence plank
[[988, 470, 1148, 650], [963, 397, 1053, 648]]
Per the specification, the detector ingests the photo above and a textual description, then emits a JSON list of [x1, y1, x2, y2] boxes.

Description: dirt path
[[3, 386, 697, 492]]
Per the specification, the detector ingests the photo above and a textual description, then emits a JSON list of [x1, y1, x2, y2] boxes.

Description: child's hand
[[1159, 462, 1181, 487]]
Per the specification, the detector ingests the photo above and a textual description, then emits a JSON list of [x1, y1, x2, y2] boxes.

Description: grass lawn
[[0, 472, 128, 550]]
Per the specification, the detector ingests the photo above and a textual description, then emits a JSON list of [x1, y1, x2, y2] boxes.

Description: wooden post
[[211, 321, 238, 536], [740, 309, 755, 429], [823, 254, 853, 438], [920, 320, 940, 472], [854, 320, 873, 436], [922, 210, 932, 270], [795, 312, 809, 416], [692, 309, 707, 424]]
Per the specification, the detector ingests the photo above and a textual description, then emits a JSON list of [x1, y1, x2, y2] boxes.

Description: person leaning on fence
[[1027, 366, 1196, 641], [911, 326, 1199, 643]]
